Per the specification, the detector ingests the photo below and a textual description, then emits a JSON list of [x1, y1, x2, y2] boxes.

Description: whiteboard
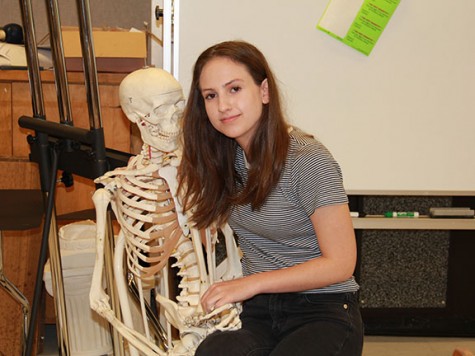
[[178, 0, 475, 193]]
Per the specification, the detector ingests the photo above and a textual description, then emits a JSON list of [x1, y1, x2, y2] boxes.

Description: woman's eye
[[230, 86, 241, 93], [204, 93, 216, 100]]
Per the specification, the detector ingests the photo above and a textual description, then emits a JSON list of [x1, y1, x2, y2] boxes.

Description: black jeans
[[195, 292, 363, 356]]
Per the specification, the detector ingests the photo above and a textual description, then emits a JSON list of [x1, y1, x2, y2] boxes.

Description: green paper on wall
[[317, 0, 400, 55]]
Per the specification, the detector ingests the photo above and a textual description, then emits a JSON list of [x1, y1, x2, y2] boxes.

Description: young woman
[[178, 40, 363, 356]]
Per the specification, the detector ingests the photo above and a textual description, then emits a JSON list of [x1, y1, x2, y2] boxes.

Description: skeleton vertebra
[[89, 68, 242, 355]]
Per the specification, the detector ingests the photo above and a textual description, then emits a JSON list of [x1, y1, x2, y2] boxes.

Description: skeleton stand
[[18, 0, 130, 354]]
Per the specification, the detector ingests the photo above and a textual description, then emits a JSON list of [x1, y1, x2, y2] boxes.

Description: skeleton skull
[[119, 67, 185, 152]]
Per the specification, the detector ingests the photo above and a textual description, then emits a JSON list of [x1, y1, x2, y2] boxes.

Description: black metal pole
[[25, 146, 60, 355]]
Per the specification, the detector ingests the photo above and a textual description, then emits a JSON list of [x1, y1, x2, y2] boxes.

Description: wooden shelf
[[352, 216, 475, 230], [0, 69, 128, 85]]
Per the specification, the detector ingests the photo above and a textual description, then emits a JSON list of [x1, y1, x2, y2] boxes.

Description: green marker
[[384, 211, 419, 218]]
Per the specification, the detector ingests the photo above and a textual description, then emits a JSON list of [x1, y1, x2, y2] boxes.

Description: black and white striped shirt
[[229, 127, 359, 294]]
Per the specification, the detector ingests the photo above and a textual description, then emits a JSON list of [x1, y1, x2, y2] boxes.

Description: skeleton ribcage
[[115, 171, 183, 279]]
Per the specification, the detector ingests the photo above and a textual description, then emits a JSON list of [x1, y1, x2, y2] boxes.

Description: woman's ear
[[260, 78, 269, 104]]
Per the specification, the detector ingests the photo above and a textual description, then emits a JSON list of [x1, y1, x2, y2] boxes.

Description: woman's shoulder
[[288, 126, 332, 159]]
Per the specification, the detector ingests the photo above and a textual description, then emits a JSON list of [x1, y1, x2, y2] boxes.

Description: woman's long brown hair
[[178, 41, 289, 229]]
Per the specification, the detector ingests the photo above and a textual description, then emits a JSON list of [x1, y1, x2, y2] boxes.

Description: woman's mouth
[[221, 114, 239, 123]]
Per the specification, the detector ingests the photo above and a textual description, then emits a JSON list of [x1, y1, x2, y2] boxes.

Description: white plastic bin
[[44, 220, 112, 356]]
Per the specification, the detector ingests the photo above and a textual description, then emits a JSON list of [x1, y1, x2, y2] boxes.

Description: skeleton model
[[89, 68, 242, 355]]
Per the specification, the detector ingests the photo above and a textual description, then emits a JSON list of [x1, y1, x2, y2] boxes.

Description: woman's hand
[[201, 277, 258, 313]]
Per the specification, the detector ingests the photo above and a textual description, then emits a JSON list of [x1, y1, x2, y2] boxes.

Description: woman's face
[[199, 56, 268, 153]]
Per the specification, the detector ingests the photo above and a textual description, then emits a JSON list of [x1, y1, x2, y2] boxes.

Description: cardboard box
[[61, 27, 146, 73]]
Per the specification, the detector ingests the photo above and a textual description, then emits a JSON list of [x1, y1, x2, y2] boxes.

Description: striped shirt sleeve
[[290, 133, 348, 216]]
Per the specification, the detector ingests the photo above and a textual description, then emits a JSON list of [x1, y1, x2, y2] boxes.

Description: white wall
[[177, 0, 475, 193]]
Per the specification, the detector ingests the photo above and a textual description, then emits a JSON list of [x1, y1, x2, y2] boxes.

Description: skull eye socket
[[154, 99, 185, 117], [154, 104, 172, 117]]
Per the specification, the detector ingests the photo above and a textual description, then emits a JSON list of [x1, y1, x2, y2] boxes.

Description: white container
[[44, 220, 112, 356]]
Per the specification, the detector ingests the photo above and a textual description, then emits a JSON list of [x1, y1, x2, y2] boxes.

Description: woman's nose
[[218, 96, 231, 112]]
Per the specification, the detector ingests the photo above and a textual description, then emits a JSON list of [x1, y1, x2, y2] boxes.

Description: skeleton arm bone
[[216, 223, 242, 281], [90, 187, 113, 317], [89, 187, 138, 355], [204, 229, 216, 286], [91, 184, 168, 356], [114, 231, 140, 356], [158, 165, 212, 303]]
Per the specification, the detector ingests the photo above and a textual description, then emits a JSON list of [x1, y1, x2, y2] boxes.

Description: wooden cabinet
[[0, 69, 132, 355], [4, 70, 132, 215]]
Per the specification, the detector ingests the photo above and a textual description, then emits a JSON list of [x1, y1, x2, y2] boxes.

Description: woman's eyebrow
[[201, 78, 244, 93], [223, 78, 243, 87]]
